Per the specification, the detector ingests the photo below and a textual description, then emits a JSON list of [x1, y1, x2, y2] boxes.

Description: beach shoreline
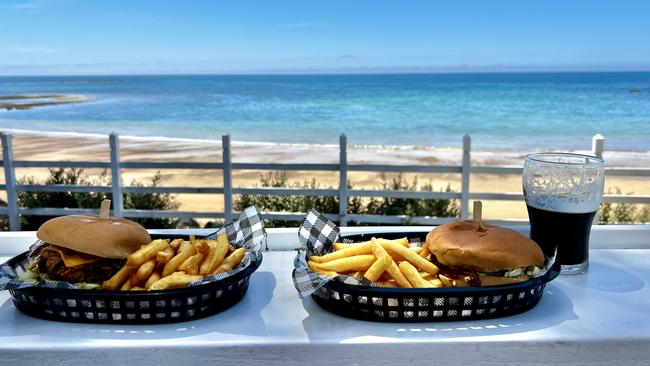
[[0, 128, 648, 222]]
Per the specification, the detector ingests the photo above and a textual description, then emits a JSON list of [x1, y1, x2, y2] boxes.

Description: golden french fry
[[363, 255, 391, 282], [102, 265, 134, 290], [132, 258, 156, 285], [120, 277, 132, 291], [399, 261, 434, 288], [214, 247, 246, 274], [130, 286, 145, 291], [145, 271, 162, 289], [189, 234, 196, 246], [309, 255, 323, 263], [163, 243, 197, 277], [378, 280, 400, 288], [169, 238, 183, 251], [308, 261, 338, 276], [180, 252, 205, 275], [318, 243, 372, 262], [317, 255, 375, 272], [228, 244, 236, 254], [438, 274, 454, 287], [395, 237, 410, 247], [127, 239, 169, 268], [196, 240, 211, 254], [420, 272, 435, 280], [381, 241, 439, 275], [410, 246, 423, 254], [149, 272, 202, 290], [419, 245, 431, 259], [199, 234, 229, 275], [156, 246, 175, 264], [371, 238, 411, 288], [332, 242, 352, 251], [431, 279, 443, 288]]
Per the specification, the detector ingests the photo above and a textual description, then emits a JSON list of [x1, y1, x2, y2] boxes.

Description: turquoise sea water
[[1, 72, 649, 150]]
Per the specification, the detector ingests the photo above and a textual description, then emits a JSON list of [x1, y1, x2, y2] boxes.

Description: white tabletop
[[1, 229, 649, 365]]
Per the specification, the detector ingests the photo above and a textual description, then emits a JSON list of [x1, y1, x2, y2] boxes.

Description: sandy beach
[[1, 129, 649, 222]]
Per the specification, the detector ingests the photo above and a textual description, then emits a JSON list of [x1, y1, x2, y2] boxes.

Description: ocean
[[1, 72, 649, 151]]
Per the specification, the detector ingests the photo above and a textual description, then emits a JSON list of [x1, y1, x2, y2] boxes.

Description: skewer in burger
[[30, 212, 151, 284], [426, 220, 545, 287]]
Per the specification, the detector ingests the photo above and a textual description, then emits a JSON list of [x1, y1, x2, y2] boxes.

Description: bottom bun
[[479, 275, 529, 286]]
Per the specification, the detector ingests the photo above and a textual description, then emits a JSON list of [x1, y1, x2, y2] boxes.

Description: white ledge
[[0, 228, 649, 365]]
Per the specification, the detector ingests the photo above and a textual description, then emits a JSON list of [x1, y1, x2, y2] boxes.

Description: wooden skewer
[[473, 200, 487, 231], [99, 199, 111, 219]]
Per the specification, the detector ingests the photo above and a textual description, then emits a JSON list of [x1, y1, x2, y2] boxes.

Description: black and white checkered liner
[[292, 209, 556, 299], [293, 209, 375, 298], [0, 205, 265, 291]]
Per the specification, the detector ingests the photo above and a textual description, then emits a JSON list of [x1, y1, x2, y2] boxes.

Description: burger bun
[[36, 215, 151, 259], [426, 220, 544, 273]]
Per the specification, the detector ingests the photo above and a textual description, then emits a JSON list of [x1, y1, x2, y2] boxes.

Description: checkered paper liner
[[0, 205, 266, 291], [293, 209, 373, 298], [292, 209, 556, 298]]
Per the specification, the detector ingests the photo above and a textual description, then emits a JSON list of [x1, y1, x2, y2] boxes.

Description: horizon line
[[2, 68, 650, 78]]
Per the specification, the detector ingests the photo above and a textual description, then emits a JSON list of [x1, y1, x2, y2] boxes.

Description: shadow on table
[[563, 261, 644, 293], [301, 283, 576, 341], [0, 270, 276, 339]]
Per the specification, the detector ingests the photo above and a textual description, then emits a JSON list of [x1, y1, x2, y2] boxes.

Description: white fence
[[1, 132, 649, 231]]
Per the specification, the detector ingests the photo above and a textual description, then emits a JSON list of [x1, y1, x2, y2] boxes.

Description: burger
[[30, 215, 151, 284], [426, 220, 545, 287]]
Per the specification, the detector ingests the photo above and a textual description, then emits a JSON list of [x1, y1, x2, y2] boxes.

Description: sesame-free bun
[[426, 220, 544, 273], [36, 215, 151, 259]]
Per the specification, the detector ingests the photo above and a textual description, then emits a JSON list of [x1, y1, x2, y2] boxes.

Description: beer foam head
[[523, 153, 605, 213]]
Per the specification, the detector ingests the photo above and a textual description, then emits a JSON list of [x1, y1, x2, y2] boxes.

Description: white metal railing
[[1, 132, 649, 231]]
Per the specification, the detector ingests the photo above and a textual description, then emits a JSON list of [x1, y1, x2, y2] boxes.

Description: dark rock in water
[[629, 89, 641, 93]]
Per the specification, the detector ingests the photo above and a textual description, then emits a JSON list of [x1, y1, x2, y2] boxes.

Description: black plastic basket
[[7, 234, 262, 324], [311, 231, 559, 322]]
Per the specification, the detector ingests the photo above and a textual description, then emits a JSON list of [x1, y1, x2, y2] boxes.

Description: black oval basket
[[7, 235, 262, 324], [311, 231, 559, 322]]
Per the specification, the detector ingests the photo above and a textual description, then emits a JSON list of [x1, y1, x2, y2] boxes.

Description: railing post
[[222, 134, 233, 223], [339, 134, 348, 226], [592, 134, 605, 225], [460, 134, 471, 220], [109, 133, 124, 217], [592, 134, 604, 159], [1, 133, 20, 230]]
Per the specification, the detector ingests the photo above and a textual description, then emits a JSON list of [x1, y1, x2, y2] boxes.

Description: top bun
[[37, 215, 151, 259], [426, 220, 544, 272]]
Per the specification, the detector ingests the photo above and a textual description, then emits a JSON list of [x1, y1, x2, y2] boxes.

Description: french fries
[[149, 272, 202, 290], [156, 246, 175, 264], [306, 236, 452, 289], [380, 241, 439, 276], [214, 247, 246, 274], [371, 238, 412, 288], [103, 233, 247, 291], [317, 255, 376, 272], [163, 242, 197, 277], [145, 271, 162, 289], [126, 239, 169, 268], [363, 255, 391, 282], [102, 265, 134, 290], [399, 261, 434, 288], [179, 252, 205, 275], [132, 258, 156, 285], [199, 234, 230, 275]]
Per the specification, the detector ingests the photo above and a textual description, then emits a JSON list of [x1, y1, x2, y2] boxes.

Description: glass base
[[560, 261, 588, 275]]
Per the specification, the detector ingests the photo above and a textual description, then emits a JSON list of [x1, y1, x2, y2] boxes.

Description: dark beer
[[526, 204, 596, 265]]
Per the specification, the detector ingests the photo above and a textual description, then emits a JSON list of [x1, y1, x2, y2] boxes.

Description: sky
[[1, 0, 650, 75]]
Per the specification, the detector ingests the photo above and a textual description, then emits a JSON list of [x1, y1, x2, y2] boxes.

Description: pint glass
[[523, 153, 605, 274]]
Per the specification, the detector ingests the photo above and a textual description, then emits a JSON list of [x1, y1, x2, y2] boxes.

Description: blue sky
[[1, 0, 650, 75]]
